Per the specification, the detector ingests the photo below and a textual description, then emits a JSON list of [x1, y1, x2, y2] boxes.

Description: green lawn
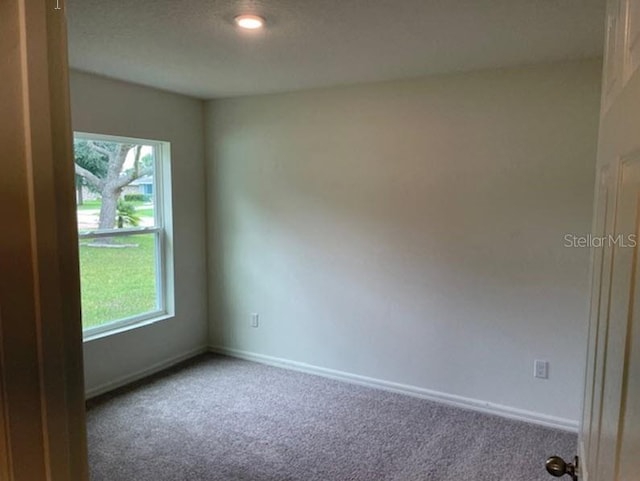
[[135, 207, 155, 218], [77, 200, 153, 213], [79, 234, 158, 329], [77, 199, 102, 211]]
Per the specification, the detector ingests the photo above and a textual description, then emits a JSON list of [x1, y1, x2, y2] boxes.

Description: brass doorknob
[[546, 456, 578, 481]]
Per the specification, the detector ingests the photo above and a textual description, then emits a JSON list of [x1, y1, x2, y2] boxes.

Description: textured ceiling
[[67, 0, 606, 99]]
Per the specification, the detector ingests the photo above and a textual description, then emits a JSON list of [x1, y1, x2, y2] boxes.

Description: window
[[74, 133, 173, 338]]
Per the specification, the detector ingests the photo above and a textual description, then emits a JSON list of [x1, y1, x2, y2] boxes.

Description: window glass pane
[[74, 134, 167, 334], [78, 233, 159, 329], [74, 138, 157, 234]]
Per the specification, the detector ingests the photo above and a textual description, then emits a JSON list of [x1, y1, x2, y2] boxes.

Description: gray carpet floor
[[87, 354, 576, 481]]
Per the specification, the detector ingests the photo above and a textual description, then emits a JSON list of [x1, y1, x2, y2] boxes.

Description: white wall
[[206, 59, 602, 425], [70, 71, 208, 396]]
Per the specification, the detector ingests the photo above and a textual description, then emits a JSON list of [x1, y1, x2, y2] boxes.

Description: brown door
[[0, 1, 88, 480]]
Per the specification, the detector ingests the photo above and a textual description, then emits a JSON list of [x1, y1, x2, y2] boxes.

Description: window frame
[[74, 131, 174, 340]]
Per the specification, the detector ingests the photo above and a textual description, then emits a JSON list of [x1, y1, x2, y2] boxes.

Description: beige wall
[[206, 59, 602, 425], [69, 71, 208, 395]]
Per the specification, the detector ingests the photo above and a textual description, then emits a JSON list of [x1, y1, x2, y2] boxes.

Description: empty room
[[2, 1, 640, 481]]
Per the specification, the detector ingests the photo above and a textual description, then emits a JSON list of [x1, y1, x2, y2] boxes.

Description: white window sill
[[83, 312, 174, 342]]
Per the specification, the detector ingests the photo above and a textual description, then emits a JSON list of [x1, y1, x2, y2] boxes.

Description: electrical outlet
[[251, 313, 259, 328], [534, 360, 549, 379]]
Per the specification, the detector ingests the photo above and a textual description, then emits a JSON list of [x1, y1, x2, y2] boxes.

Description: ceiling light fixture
[[234, 14, 265, 30]]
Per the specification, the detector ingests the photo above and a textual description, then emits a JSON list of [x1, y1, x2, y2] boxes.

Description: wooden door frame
[[0, 0, 88, 479]]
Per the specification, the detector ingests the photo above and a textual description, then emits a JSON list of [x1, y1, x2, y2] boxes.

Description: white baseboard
[[579, 438, 589, 481], [209, 345, 579, 433], [85, 345, 208, 399]]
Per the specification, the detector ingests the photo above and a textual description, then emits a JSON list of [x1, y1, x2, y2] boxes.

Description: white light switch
[[534, 360, 549, 379]]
